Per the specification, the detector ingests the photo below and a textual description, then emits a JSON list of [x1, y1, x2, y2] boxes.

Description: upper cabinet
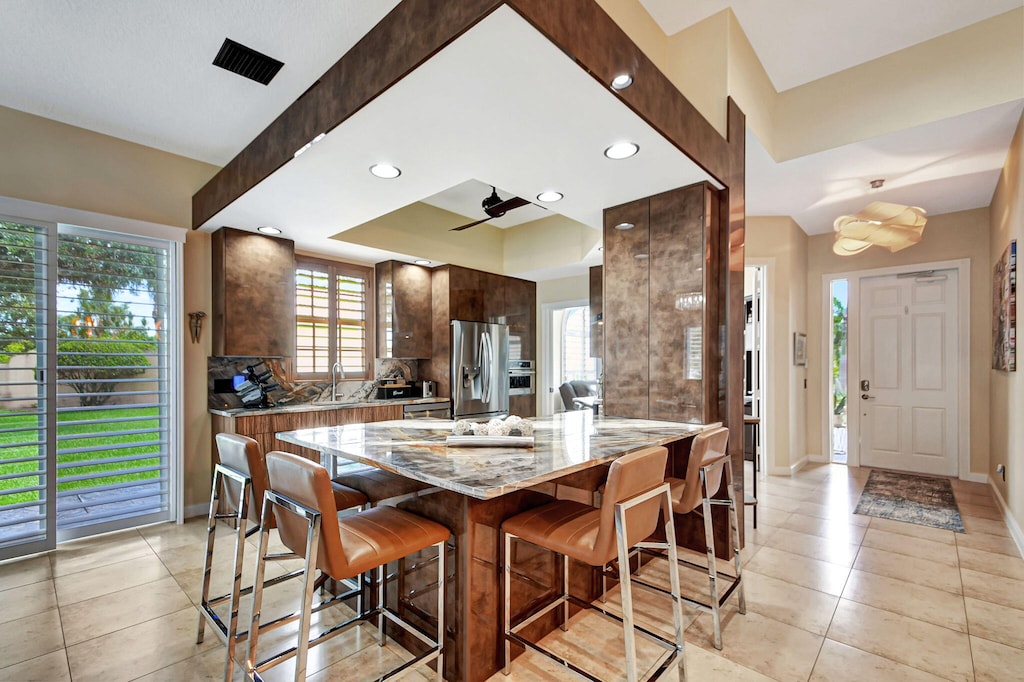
[[375, 261, 432, 359], [211, 227, 295, 358], [504, 276, 536, 362], [603, 183, 721, 424]]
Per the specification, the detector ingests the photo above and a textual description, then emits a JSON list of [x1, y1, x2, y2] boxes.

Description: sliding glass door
[[0, 218, 178, 559], [0, 218, 55, 557]]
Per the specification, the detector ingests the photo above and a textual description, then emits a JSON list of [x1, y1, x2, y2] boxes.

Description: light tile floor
[[0, 463, 1021, 681]]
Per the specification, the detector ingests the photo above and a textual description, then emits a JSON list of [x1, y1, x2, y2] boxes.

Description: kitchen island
[[277, 411, 703, 682]]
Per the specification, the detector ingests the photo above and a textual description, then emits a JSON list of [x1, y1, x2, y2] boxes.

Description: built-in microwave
[[508, 360, 535, 396]]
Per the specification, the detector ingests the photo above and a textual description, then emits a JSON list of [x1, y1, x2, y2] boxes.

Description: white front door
[[859, 270, 959, 476]]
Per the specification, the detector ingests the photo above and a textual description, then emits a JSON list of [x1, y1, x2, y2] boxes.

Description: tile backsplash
[[207, 357, 420, 410]]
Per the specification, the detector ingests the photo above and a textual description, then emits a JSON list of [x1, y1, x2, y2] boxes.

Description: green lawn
[[0, 406, 162, 507]]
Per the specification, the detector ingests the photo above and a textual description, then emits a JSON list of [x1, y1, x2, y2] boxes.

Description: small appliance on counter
[[377, 381, 421, 400], [234, 362, 279, 408], [422, 380, 435, 398]]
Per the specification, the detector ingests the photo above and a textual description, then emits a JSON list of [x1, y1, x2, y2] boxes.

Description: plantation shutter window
[[295, 258, 371, 380]]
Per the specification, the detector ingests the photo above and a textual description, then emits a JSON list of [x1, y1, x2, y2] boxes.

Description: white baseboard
[[769, 456, 808, 476], [807, 453, 828, 463], [987, 478, 1024, 560], [184, 503, 209, 520], [961, 472, 989, 484]]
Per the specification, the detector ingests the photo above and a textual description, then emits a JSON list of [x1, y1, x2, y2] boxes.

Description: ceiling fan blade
[[488, 196, 530, 215], [450, 216, 494, 231]]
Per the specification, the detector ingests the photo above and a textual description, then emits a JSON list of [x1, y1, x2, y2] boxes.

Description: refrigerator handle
[[481, 331, 492, 402]]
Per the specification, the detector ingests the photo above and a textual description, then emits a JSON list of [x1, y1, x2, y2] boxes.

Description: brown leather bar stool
[[501, 446, 686, 682], [197, 434, 367, 682], [332, 464, 433, 508], [247, 451, 450, 682], [665, 426, 745, 650]]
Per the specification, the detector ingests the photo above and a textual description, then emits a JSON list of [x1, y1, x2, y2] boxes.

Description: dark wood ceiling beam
[[192, 0, 503, 228]]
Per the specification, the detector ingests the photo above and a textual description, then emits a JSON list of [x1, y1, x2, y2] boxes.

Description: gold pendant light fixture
[[832, 200, 927, 256]]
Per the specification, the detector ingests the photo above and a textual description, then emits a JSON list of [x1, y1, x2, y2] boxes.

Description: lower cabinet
[[211, 404, 404, 463], [508, 394, 535, 419]]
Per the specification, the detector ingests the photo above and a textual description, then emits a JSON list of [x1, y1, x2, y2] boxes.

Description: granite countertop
[[209, 396, 449, 418], [276, 411, 704, 500]]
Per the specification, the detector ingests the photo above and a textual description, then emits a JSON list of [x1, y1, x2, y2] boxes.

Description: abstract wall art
[[993, 239, 1016, 372]]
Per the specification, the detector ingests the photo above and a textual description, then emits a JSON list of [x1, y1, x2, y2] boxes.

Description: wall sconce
[[188, 311, 206, 344]]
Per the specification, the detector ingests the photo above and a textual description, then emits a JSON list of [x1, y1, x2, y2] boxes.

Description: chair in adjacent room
[[197, 434, 367, 681], [558, 380, 600, 412], [247, 451, 450, 682], [501, 446, 686, 682], [665, 425, 745, 650]]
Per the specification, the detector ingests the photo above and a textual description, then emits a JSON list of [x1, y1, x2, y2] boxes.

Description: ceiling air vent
[[212, 38, 284, 85]]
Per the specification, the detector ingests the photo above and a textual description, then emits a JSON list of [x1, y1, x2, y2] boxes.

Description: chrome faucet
[[330, 361, 345, 401]]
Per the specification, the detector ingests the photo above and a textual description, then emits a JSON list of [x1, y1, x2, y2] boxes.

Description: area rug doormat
[[854, 470, 965, 532]]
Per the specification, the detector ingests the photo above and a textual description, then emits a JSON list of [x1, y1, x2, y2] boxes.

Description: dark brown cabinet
[[375, 261, 432, 358], [504, 276, 536, 362], [211, 227, 295, 358], [425, 265, 536, 416], [603, 183, 720, 424], [211, 404, 403, 463]]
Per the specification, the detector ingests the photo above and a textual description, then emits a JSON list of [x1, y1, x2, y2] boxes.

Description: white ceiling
[[0, 1, 1020, 277], [0, 0, 401, 165], [638, 0, 1022, 91], [198, 8, 715, 267], [748, 99, 1024, 235]]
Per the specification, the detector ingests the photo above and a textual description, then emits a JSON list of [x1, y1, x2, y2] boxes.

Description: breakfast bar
[[277, 411, 703, 682]]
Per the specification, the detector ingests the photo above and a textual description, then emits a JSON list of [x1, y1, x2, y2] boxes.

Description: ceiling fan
[[449, 186, 532, 231]]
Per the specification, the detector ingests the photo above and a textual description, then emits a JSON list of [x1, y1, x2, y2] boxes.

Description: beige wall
[[0, 105, 220, 512], [776, 8, 1024, 160], [989, 111, 1024, 532], [0, 106, 217, 228], [503, 215, 599, 276], [182, 232, 214, 509], [746, 217, 808, 472], [804, 208, 992, 478]]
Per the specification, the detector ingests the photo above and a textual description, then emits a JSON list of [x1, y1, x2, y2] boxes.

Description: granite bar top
[[276, 411, 703, 500], [209, 396, 449, 418]]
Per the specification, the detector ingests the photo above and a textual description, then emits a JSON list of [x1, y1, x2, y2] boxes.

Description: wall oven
[[508, 360, 535, 396]]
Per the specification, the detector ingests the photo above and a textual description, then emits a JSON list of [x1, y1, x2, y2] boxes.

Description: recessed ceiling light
[[413, 259, 431, 266], [604, 142, 639, 160], [610, 74, 633, 90], [369, 163, 401, 179], [634, 253, 649, 260], [257, 226, 281, 235], [536, 191, 563, 202], [614, 222, 635, 230], [293, 132, 326, 158]]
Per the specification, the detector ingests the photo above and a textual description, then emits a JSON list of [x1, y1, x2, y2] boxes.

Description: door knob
[[861, 393, 874, 400]]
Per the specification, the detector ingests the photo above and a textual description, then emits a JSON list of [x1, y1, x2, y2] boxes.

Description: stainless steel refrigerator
[[451, 320, 509, 419]]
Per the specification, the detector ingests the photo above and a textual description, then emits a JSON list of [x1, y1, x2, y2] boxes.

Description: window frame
[[293, 256, 374, 381]]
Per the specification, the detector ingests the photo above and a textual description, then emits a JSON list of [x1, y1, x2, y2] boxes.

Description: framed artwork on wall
[[992, 239, 1016, 371], [794, 332, 807, 367]]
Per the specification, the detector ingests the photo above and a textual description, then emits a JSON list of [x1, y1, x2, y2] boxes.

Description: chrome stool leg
[[614, 503, 640, 682], [725, 460, 746, 615], [700, 468, 724, 650]]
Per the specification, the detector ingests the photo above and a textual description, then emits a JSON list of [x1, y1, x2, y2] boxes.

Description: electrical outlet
[[996, 464, 1006, 481]]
